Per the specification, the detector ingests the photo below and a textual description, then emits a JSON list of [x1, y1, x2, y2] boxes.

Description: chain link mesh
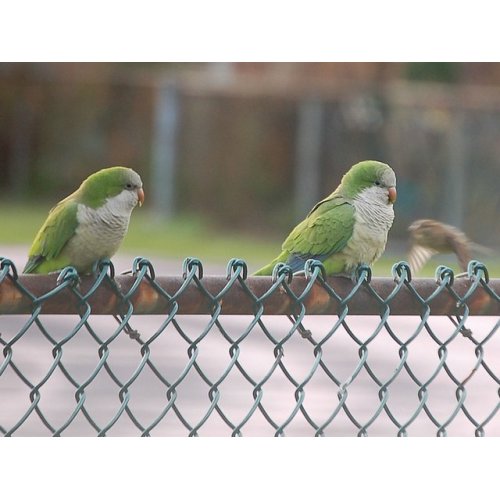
[[0, 256, 498, 436]]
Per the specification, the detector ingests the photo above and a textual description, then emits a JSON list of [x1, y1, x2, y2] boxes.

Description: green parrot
[[23, 166, 144, 274], [254, 160, 397, 276]]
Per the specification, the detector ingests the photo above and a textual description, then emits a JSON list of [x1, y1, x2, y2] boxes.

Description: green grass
[[0, 201, 280, 270], [1, 201, 498, 277], [122, 209, 280, 269], [0, 202, 47, 245]]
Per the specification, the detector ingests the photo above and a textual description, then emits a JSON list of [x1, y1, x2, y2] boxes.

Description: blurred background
[[1, 62, 499, 272], [0, 62, 498, 438]]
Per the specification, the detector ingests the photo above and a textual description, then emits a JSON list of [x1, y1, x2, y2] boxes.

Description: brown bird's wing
[[407, 244, 438, 275]]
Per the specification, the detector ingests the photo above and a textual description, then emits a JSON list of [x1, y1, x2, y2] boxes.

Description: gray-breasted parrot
[[23, 166, 144, 274], [254, 160, 397, 276]]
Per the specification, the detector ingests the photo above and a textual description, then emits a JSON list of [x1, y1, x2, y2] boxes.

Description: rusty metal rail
[[1, 261, 499, 316]]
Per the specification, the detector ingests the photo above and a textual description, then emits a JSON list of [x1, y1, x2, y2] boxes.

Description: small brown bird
[[407, 219, 493, 274]]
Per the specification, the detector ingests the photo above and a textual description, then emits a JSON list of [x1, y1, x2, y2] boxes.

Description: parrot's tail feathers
[[254, 253, 291, 276], [253, 261, 277, 276], [22, 255, 44, 274]]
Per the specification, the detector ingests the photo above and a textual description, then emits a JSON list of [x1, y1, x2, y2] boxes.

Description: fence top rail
[[0, 258, 498, 317]]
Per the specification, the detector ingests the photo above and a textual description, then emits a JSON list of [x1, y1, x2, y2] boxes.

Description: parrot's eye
[[126, 183, 133, 189], [374, 181, 381, 186]]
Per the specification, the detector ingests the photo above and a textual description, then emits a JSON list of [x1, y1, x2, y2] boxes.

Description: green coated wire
[[0, 257, 498, 436]]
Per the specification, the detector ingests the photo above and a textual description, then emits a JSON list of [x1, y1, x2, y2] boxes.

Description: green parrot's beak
[[388, 186, 397, 204], [137, 187, 145, 207]]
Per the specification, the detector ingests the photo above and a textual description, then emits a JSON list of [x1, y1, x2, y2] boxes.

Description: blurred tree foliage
[[405, 62, 462, 83]]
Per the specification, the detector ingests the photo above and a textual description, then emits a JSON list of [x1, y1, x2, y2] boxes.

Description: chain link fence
[[0, 256, 498, 436]]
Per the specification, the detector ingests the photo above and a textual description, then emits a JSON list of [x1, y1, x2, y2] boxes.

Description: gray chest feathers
[[345, 190, 395, 265], [65, 195, 135, 268]]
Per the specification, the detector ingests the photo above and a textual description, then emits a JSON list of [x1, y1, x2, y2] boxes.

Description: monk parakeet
[[23, 166, 144, 274], [254, 160, 397, 276], [407, 218, 493, 274]]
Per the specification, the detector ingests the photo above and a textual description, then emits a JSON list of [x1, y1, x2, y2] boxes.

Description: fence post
[[294, 97, 324, 218], [442, 109, 466, 229], [151, 79, 180, 219], [10, 99, 33, 197]]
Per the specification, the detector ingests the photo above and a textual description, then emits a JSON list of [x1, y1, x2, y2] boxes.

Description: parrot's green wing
[[282, 195, 355, 272], [23, 200, 79, 273]]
